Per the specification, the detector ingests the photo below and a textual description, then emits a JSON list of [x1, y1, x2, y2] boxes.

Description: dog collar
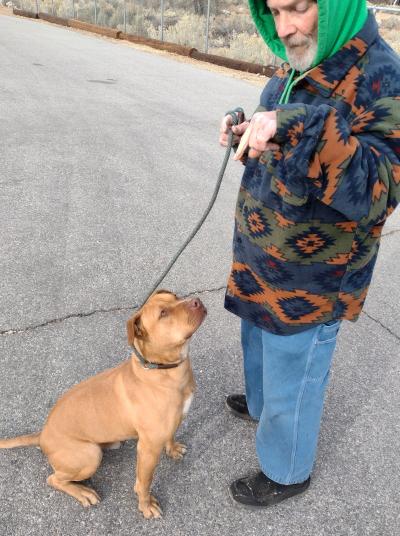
[[131, 344, 184, 370]]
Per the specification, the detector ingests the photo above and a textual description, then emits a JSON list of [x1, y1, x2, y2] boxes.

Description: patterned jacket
[[224, 14, 400, 335]]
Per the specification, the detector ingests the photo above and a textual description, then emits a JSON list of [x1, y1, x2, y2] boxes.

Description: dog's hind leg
[[47, 474, 101, 507], [46, 442, 102, 507]]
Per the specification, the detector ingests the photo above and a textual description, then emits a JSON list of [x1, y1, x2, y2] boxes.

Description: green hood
[[248, 0, 368, 69]]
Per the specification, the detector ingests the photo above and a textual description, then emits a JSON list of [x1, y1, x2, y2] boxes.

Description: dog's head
[[127, 290, 207, 361]]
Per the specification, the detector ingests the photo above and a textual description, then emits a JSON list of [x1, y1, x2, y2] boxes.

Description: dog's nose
[[188, 298, 201, 309]]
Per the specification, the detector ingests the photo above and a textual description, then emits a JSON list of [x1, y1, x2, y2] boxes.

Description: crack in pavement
[[3, 287, 398, 343], [0, 286, 227, 337], [362, 310, 400, 341], [382, 228, 400, 238]]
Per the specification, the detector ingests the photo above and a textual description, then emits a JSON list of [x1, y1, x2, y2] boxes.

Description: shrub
[[210, 31, 275, 65], [212, 13, 256, 42], [24, 0, 400, 66], [155, 13, 206, 49], [379, 15, 400, 30]]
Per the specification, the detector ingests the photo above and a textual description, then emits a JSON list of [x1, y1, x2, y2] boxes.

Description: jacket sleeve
[[271, 98, 400, 226]]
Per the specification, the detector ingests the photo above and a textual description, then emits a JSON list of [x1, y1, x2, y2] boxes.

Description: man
[[219, 0, 400, 508]]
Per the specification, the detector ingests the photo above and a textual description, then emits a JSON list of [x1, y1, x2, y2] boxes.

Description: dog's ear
[[126, 311, 146, 345]]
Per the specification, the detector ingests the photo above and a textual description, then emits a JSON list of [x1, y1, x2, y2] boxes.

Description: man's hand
[[234, 111, 279, 161], [219, 114, 250, 148]]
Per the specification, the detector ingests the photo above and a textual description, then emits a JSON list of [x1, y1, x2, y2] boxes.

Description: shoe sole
[[225, 400, 257, 422], [227, 481, 310, 510]]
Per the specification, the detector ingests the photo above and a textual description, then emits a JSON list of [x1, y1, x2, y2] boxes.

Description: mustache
[[283, 35, 315, 49]]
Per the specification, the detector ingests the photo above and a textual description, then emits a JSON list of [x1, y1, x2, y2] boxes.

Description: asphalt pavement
[[0, 13, 399, 536]]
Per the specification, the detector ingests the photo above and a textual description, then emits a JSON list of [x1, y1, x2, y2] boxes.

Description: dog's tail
[[0, 432, 41, 449]]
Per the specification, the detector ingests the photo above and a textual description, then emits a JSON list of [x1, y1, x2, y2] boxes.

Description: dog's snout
[[184, 297, 207, 319], [189, 298, 201, 309], [187, 298, 207, 315]]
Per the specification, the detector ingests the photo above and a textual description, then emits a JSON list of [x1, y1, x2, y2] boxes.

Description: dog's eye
[[159, 309, 168, 319]]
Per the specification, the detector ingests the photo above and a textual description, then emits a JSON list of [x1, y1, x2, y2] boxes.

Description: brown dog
[[0, 290, 206, 518]]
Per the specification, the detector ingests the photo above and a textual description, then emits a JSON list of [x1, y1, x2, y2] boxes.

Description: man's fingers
[[232, 121, 250, 135], [220, 117, 249, 148], [265, 142, 280, 151], [219, 115, 232, 146], [233, 132, 280, 158], [220, 115, 249, 134], [235, 115, 278, 158], [219, 116, 232, 136], [246, 143, 280, 158], [248, 148, 262, 159], [219, 130, 227, 145], [219, 133, 241, 147], [233, 127, 251, 160]]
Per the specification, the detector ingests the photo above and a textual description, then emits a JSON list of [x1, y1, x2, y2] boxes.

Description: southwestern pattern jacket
[[225, 15, 400, 335]]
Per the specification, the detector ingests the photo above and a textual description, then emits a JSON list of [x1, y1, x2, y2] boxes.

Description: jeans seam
[[285, 328, 320, 483], [306, 375, 328, 384]]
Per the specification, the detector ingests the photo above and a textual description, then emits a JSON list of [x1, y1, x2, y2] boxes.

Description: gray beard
[[285, 37, 318, 72]]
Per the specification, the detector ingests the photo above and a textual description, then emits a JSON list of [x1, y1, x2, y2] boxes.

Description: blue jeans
[[241, 318, 340, 485]]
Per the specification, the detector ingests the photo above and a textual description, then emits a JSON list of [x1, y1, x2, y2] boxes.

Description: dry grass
[[210, 32, 275, 65], [377, 12, 400, 53], [148, 12, 206, 49], [5, 0, 400, 62]]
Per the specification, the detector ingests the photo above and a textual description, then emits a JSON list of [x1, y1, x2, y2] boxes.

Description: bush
[[26, 0, 400, 66], [212, 13, 255, 43], [210, 31, 275, 65], [156, 13, 206, 49], [379, 15, 400, 30]]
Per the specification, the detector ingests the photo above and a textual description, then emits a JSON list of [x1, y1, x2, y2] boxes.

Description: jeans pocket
[[307, 322, 340, 382], [316, 320, 341, 345]]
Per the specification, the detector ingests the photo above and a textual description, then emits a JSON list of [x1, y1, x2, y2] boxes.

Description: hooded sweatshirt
[[249, 0, 369, 104], [224, 4, 400, 335], [249, 0, 368, 70]]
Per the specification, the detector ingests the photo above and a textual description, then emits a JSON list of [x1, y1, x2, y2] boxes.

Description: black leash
[[137, 108, 244, 311]]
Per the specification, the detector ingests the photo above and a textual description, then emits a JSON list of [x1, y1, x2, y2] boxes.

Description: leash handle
[[225, 107, 245, 128], [137, 107, 246, 310], [225, 107, 247, 158]]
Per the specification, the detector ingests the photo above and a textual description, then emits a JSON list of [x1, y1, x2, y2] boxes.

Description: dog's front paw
[[166, 441, 187, 460], [139, 495, 162, 519]]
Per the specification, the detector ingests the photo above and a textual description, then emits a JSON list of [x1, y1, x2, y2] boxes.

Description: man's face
[[267, 0, 318, 71]]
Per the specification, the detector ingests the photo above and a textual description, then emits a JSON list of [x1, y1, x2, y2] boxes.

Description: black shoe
[[225, 394, 255, 421], [229, 471, 310, 508]]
